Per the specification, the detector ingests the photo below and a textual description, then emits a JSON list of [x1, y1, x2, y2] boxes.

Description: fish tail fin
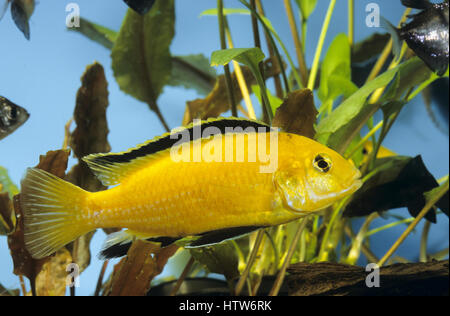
[[20, 168, 93, 259], [381, 17, 402, 59]]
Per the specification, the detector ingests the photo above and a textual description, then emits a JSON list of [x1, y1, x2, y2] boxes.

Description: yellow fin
[[20, 168, 92, 259]]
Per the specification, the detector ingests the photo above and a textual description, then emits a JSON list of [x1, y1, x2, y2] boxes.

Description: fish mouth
[[348, 168, 363, 194]]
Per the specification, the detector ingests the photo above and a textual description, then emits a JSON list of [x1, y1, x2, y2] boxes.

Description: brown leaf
[[272, 89, 318, 138], [8, 150, 70, 294], [35, 248, 73, 296], [287, 260, 449, 296], [182, 58, 281, 125], [64, 62, 111, 271], [0, 192, 15, 234], [109, 241, 178, 296]]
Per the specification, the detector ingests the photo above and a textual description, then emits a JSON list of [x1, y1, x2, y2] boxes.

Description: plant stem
[[346, 119, 384, 159], [255, 0, 284, 99], [94, 260, 109, 296], [170, 256, 195, 296], [223, 18, 257, 119], [218, 0, 238, 117], [365, 8, 412, 83], [284, 0, 308, 87], [234, 229, 265, 295], [419, 220, 431, 263], [152, 104, 170, 132], [241, 0, 293, 92], [348, 0, 354, 46], [365, 217, 415, 238], [269, 218, 308, 296], [307, 0, 336, 91], [377, 180, 449, 267]]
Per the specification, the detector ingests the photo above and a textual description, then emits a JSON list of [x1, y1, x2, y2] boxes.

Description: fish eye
[[313, 154, 332, 173], [5, 106, 17, 120]]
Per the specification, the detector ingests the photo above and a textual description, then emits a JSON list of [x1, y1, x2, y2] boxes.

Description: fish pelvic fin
[[99, 230, 180, 259], [20, 168, 92, 259]]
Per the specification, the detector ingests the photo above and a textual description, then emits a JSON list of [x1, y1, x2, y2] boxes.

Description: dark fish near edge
[[123, 0, 156, 15], [386, 0, 449, 76], [0, 96, 29, 141]]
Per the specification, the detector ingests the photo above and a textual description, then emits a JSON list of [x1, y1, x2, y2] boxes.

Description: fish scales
[[85, 133, 294, 236], [20, 118, 362, 259]]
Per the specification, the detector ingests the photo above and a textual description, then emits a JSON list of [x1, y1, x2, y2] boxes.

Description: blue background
[[0, 0, 448, 295]]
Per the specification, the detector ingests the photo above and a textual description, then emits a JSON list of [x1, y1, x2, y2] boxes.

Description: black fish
[[123, 0, 156, 15], [0, 96, 29, 141], [386, 0, 449, 76], [0, 0, 35, 40]]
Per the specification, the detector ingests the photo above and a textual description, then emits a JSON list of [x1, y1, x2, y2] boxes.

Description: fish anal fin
[[185, 226, 265, 248]]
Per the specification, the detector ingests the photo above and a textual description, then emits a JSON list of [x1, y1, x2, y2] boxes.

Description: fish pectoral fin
[[99, 230, 180, 259], [184, 226, 265, 248]]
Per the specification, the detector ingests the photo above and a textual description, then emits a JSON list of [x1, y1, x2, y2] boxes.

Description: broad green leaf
[[169, 55, 216, 96], [211, 48, 265, 68], [295, 0, 318, 21], [315, 64, 399, 152], [68, 17, 118, 50], [111, 1, 175, 110], [318, 34, 357, 103], [200, 8, 250, 17]]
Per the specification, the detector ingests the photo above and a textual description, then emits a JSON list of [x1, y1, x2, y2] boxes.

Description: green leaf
[[199, 8, 250, 17], [68, 17, 118, 50], [381, 57, 434, 103], [251, 85, 283, 115], [315, 64, 399, 152], [295, 0, 318, 20], [211, 48, 265, 68], [0, 166, 19, 198], [189, 242, 240, 281], [168, 54, 217, 96], [318, 34, 357, 104], [111, 1, 175, 110]]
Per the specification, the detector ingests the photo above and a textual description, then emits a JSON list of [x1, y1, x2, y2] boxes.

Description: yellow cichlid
[[20, 118, 362, 259]]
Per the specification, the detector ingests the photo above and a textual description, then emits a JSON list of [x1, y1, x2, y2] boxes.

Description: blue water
[[0, 0, 448, 295]]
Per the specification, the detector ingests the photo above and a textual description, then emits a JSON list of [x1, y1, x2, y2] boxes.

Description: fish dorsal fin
[[83, 117, 271, 186]]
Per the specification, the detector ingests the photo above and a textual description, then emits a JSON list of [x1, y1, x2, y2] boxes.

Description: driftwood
[[287, 260, 449, 296]]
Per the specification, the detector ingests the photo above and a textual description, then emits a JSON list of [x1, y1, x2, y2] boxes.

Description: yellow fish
[[20, 118, 362, 259]]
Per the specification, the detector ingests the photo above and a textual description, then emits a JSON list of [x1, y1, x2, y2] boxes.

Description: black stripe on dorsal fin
[[83, 117, 272, 186]]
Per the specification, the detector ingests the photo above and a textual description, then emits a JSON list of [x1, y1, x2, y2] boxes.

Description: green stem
[[284, 0, 308, 87], [365, 217, 415, 238], [419, 220, 431, 263], [346, 119, 384, 159], [240, 0, 296, 91], [218, 0, 238, 117], [377, 180, 449, 266], [307, 0, 336, 90], [348, 0, 354, 46]]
